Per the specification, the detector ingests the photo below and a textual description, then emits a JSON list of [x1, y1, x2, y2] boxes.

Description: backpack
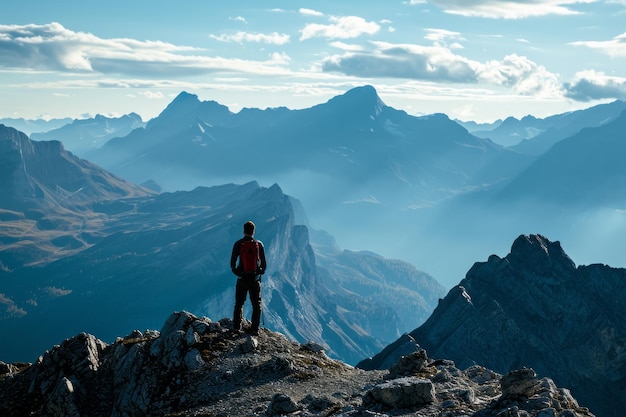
[[239, 239, 260, 274]]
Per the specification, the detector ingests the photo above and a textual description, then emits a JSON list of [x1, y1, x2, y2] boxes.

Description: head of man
[[243, 220, 255, 236]]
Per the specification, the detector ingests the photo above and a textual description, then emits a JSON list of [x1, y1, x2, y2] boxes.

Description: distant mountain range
[[0, 117, 72, 136], [30, 113, 145, 157], [0, 125, 444, 365], [74, 86, 626, 286], [3, 86, 626, 287], [86, 86, 529, 208], [460, 99, 626, 151], [360, 234, 626, 417], [4, 86, 626, 286], [497, 110, 626, 206]]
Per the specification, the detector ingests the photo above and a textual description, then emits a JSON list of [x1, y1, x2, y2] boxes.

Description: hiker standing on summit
[[230, 220, 267, 335]]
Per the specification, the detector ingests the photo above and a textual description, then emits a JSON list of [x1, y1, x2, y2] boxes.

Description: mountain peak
[[466, 234, 576, 280], [147, 91, 232, 130], [508, 233, 575, 271], [323, 85, 386, 116]]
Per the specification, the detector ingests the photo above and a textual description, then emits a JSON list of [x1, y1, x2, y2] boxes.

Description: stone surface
[[0, 311, 596, 417]]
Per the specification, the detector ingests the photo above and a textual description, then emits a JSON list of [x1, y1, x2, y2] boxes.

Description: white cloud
[[0, 293, 26, 318], [424, 28, 465, 45], [322, 41, 562, 98], [417, 0, 598, 19], [322, 41, 479, 82], [478, 54, 562, 96], [299, 8, 324, 17], [564, 70, 626, 101], [141, 91, 165, 99], [300, 16, 380, 40], [570, 32, 626, 57], [0, 22, 292, 77], [230, 16, 247, 23], [210, 31, 290, 45], [330, 41, 366, 52]]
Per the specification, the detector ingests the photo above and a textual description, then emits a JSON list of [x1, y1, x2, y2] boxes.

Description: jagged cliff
[[0, 311, 595, 417], [360, 234, 626, 417]]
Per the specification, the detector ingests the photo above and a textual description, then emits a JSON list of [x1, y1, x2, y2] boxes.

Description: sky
[[2, 0, 626, 123]]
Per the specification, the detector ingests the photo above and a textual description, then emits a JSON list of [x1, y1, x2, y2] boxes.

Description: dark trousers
[[233, 276, 262, 331]]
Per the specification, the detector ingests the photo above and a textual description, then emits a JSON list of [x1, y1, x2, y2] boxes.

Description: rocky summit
[[0, 311, 595, 417], [360, 234, 625, 417]]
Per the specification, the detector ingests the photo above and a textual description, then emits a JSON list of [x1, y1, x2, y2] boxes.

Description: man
[[230, 220, 267, 335]]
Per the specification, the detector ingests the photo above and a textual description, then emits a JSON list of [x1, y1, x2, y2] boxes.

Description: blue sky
[[2, 0, 626, 122]]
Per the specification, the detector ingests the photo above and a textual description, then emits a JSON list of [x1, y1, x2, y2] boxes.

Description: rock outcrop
[[360, 234, 625, 417], [0, 311, 595, 417]]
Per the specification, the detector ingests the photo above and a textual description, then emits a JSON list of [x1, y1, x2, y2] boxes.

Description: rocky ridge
[[0, 311, 595, 417], [360, 234, 625, 417]]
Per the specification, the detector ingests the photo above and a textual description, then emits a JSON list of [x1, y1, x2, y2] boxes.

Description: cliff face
[[360, 234, 626, 417], [0, 124, 150, 211], [0, 311, 596, 417]]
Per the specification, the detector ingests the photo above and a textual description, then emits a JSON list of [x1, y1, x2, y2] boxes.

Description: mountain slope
[[0, 124, 149, 209], [0, 124, 153, 268], [0, 181, 443, 365], [359, 234, 626, 417], [0, 127, 445, 365], [496, 110, 626, 207]]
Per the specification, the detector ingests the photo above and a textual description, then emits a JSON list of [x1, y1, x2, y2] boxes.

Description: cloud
[[424, 28, 465, 48], [322, 41, 478, 82], [0, 293, 26, 318], [570, 32, 626, 57], [322, 41, 562, 97], [300, 16, 380, 40], [478, 54, 562, 95], [416, 0, 598, 19], [210, 31, 290, 45], [43, 286, 72, 297], [564, 70, 626, 101], [299, 8, 324, 17], [330, 41, 366, 52], [140, 91, 165, 99], [0, 22, 292, 77]]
